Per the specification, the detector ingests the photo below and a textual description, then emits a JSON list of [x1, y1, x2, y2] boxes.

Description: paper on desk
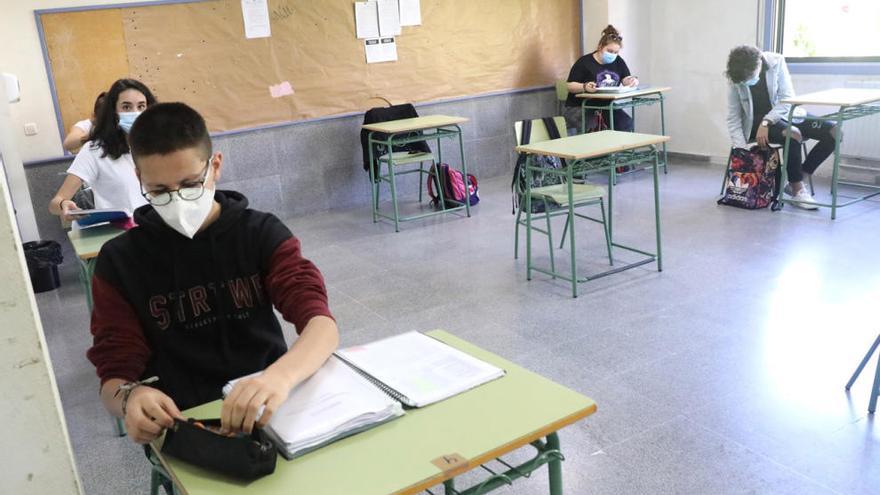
[[365, 37, 398, 64], [354, 1, 380, 39], [377, 0, 401, 36], [399, 0, 421, 26], [241, 0, 271, 39]]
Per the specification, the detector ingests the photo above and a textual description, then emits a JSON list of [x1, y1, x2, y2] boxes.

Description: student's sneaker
[[791, 188, 819, 210]]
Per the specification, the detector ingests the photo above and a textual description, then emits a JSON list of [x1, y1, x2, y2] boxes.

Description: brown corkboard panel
[[41, 0, 578, 134], [41, 8, 130, 136]]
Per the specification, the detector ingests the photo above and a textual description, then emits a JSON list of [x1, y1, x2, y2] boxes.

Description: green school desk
[[516, 130, 670, 297], [152, 330, 597, 495], [774, 89, 880, 219], [67, 224, 125, 311], [576, 86, 671, 175], [364, 115, 472, 232], [67, 223, 126, 436]]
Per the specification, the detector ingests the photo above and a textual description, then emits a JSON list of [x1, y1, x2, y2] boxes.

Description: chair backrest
[[514, 116, 568, 146], [554, 80, 568, 102]]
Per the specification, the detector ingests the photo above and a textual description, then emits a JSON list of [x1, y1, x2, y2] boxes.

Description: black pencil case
[[161, 418, 277, 480]]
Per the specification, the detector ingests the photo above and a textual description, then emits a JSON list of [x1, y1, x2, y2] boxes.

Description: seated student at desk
[[563, 25, 639, 133], [725, 45, 838, 210], [49, 79, 156, 222], [86, 102, 339, 444], [62, 92, 105, 154]]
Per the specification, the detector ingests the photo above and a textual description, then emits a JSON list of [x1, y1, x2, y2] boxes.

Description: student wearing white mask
[[87, 102, 338, 447], [563, 25, 638, 133], [49, 78, 157, 221]]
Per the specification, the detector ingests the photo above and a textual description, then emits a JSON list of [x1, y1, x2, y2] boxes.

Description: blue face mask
[[118, 111, 142, 133], [600, 51, 618, 64], [743, 72, 760, 86]]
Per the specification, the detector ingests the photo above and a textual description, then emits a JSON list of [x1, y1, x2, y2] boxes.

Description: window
[[775, 0, 880, 62]]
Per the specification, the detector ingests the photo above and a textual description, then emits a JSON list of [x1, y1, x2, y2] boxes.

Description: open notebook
[[335, 331, 506, 408], [223, 356, 404, 460]]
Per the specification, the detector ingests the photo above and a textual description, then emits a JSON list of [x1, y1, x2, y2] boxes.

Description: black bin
[[23, 240, 63, 293]]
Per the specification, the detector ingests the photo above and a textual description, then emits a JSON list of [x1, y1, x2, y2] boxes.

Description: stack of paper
[[336, 331, 506, 408], [223, 356, 404, 459]]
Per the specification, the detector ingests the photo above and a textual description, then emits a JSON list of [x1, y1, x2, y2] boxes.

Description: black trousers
[[563, 106, 634, 134], [751, 119, 837, 183]]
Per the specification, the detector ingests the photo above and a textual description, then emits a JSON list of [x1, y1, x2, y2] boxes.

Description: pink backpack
[[427, 163, 479, 209]]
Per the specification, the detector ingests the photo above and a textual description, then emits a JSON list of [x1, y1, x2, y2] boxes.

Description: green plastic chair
[[513, 117, 612, 270], [555, 80, 569, 116]]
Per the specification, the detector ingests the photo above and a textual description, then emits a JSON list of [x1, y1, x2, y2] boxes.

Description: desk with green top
[[152, 330, 597, 495], [516, 131, 670, 298], [576, 86, 671, 175], [363, 115, 472, 232], [775, 88, 880, 219], [66, 224, 126, 311]]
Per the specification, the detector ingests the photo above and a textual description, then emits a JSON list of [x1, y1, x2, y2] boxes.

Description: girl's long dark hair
[[88, 79, 157, 160]]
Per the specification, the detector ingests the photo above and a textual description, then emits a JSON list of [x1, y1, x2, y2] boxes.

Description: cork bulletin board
[[37, 0, 580, 136]]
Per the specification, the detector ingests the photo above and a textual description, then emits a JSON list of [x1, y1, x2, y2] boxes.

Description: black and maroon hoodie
[[86, 190, 333, 410]]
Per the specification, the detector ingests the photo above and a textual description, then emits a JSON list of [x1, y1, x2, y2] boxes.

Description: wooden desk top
[[154, 330, 597, 495], [362, 115, 469, 133], [66, 225, 126, 260], [516, 130, 670, 161], [576, 86, 671, 101], [782, 88, 880, 107]]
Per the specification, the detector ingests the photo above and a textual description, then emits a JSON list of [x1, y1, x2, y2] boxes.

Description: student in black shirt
[[563, 25, 638, 133]]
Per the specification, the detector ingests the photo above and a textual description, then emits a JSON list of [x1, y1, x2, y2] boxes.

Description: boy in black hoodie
[[87, 102, 338, 445]]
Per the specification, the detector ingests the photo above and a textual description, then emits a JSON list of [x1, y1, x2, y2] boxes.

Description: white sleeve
[[67, 145, 99, 184], [73, 119, 92, 133]]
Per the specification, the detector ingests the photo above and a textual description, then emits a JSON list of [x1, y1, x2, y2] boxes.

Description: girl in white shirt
[[50, 79, 157, 221], [61, 92, 105, 154]]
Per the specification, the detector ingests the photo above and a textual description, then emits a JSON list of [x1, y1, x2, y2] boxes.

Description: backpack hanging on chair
[[511, 117, 566, 214]]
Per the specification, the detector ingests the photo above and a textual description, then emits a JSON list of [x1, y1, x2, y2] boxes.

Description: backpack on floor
[[427, 163, 479, 209], [511, 117, 566, 214], [718, 146, 781, 210]]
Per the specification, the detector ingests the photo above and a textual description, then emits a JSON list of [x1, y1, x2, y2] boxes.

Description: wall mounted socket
[[23, 123, 38, 136]]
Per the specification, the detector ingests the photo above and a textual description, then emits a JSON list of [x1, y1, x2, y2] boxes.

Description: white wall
[[0, 0, 164, 163], [0, 147, 82, 492]]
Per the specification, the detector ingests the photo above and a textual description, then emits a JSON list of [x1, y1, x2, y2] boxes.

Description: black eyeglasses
[[141, 159, 211, 206]]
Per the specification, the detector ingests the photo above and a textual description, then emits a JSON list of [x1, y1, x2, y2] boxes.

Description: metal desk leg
[[659, 94, 668, 174], [455, 125, 472, 217], [830, 108, 846, 220], [525, 156, 534, 281], [845, 333, 880, 414], [367, 131, 379, 223], [566, 168, 577, 298], [652, 150, 663, 272], [547, 432, 563, 495], [387, 149, 402, 233]]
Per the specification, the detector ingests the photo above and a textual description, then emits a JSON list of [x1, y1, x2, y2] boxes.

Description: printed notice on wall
[[377, 0, 401, 36], [365, 37, 398, 64], [399, 0, 421, 26], [355, 1, 380, 39], [241, 0, 271, 39]]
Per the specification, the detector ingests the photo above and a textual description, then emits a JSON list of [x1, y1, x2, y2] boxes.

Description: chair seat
[[531, 183, 605, 206], [378, 151, 435, 165]]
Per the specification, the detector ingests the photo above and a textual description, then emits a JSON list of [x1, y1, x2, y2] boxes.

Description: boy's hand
[[221, 371, 290, 434], [124, 386, 182, 444]]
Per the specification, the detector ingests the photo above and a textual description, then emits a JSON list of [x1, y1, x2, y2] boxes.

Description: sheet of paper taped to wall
[[269, 81, 295, 98]]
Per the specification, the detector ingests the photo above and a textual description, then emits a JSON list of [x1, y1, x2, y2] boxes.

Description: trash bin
[[23, 240, 63, 293]]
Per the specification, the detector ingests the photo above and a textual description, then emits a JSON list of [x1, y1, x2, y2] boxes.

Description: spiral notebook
[[222, 356, 404, 460], [335, 331, 506, 408]]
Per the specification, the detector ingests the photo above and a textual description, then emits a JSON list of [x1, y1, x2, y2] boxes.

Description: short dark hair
[[90, 79, 157, 160], [129, 102, 213, 164], [726, 45, 762, 83]]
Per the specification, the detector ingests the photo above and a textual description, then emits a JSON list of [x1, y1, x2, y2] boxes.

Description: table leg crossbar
[[424, 433, 566, 495]]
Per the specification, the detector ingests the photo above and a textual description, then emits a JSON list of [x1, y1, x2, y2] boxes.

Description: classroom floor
[[36, 159, 880, 495]]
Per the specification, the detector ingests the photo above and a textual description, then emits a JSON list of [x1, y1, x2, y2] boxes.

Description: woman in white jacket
[[725, 45, 838, 209]]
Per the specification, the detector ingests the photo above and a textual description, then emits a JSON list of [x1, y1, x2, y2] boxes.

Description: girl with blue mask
[[49, 78, 158, 222], [562, 25, 638, 133]]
